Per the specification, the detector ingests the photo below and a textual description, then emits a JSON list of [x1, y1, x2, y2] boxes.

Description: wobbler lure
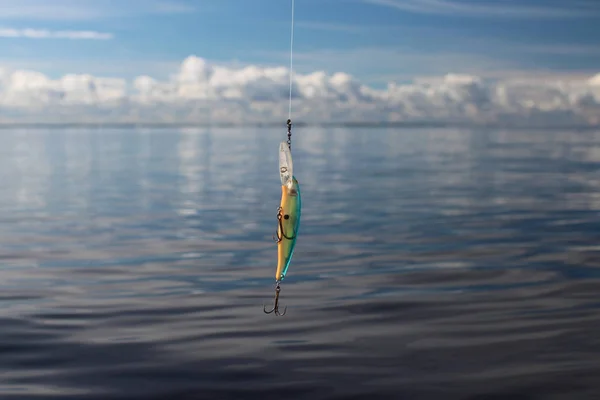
[[264, 129, 301, 316]]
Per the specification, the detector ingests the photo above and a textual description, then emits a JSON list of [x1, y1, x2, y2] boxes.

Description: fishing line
[[288, 0, 295, 121]]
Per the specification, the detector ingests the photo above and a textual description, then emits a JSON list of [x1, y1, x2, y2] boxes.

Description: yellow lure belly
[[275, 176, 301, 281]]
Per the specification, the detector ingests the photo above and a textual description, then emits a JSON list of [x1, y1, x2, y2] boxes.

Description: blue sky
[[0, 0, 599, 87]]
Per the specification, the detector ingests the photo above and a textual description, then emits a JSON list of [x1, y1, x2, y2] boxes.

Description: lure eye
[[284, 214, 290, 220]]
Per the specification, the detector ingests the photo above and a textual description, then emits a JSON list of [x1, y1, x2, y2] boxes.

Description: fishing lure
[[264, 121, 301, 316]]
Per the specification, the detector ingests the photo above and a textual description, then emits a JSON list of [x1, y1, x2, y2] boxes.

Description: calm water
[[1, 126, 600, 399]]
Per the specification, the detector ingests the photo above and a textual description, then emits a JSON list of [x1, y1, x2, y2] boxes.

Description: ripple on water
[[1, 127, 600, 399]]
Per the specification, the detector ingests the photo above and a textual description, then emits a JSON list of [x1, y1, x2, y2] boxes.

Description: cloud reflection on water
[[0, 127, 600, 398]]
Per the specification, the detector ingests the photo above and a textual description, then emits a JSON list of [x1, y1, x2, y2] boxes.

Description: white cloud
[[364, 0, 600, 18], [0, 0, 196, 21], [151, 1, 196, 14], [0, 0, 105, 20], [0, 55, 598, 127], [0, 28, 113, 40], [295, 21, 366, 33]]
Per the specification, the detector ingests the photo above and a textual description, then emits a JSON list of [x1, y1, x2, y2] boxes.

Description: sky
[[0, 0, 599, 126]]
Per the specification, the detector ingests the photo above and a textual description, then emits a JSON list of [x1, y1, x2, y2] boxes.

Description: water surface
[[1, 126, 600, 399]]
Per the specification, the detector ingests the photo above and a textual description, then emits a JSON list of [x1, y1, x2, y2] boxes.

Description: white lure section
[[279, 141, 294, 188]]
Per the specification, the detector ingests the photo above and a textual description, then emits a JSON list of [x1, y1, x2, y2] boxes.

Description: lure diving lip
[[264, 141, 301, 316], [279, 141, 293, 187]]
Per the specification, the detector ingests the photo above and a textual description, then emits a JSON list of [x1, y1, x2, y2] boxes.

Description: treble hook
[[263, 282, 287, 316], [272, 207, 296, 243]]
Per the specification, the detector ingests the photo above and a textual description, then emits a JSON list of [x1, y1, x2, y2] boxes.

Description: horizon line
[[0, 121, 597, 131]]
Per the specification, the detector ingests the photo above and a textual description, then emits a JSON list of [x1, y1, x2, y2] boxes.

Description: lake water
[[1, 126, 600, 399]]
